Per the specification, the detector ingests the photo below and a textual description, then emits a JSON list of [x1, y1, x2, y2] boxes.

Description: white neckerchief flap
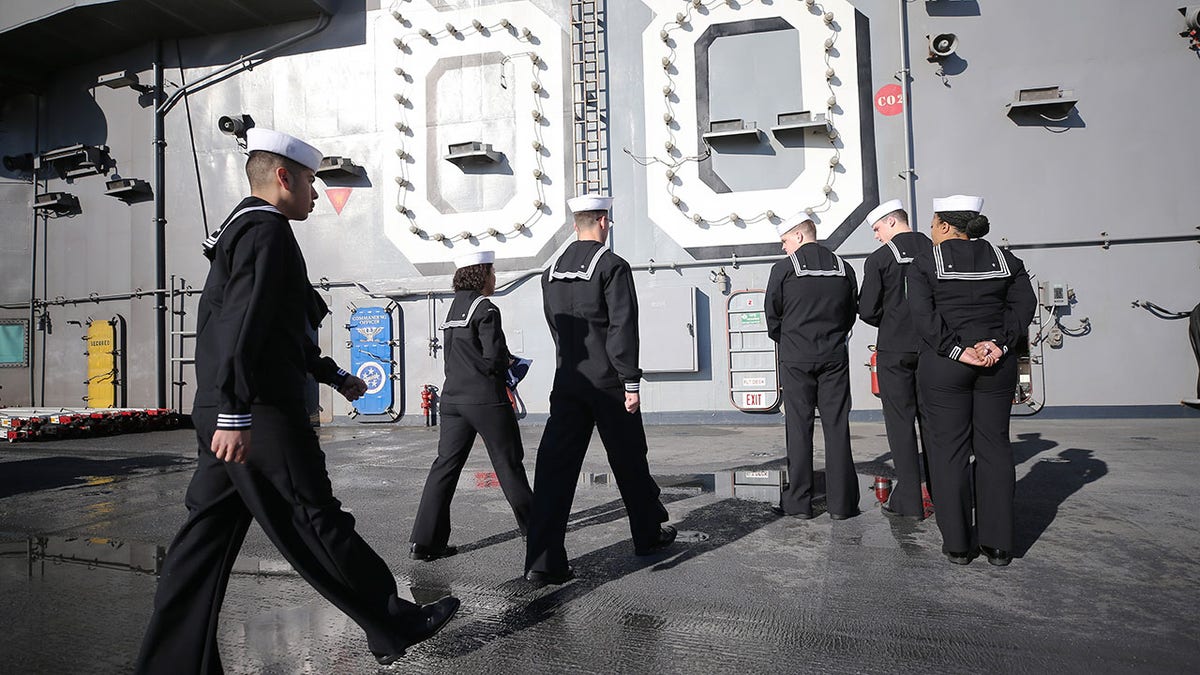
[[932, 240, 1011, 280], [548, 244, 607, 282], [439, 295, 488, 329], [789, 248, 847, 277], [202, 204, 283, 257]]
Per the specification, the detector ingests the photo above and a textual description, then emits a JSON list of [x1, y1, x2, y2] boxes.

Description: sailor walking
[[409, 251, 534, 560], [766, 215, 861, 520], [858, 199, 934, 518], [906, 195, 1037, 566], [136, 129, 458, 672], [523, 194, 676, 585]]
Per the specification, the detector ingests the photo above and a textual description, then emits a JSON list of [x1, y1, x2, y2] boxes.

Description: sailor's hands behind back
[[973, 340, 1002, 367], [957, 348, 988, 367], [957, 340, 1002, 367]]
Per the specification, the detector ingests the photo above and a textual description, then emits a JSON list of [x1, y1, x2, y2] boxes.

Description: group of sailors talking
[[767, 195, 1036, 569], [133, 128, 1036, 673]]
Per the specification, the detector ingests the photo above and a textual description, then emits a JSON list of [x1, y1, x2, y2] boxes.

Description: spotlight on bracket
[[218, 114, 254, 138], [33, 191, 80, 215], [97, 69, 155, 94], [927, 33, 958, 61]]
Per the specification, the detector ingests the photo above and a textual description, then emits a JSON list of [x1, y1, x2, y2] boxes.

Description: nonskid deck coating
[[0, 418, 1196, 673]]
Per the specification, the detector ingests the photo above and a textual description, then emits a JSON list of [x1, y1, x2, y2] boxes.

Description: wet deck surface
[[1, 418, 1197, 673]]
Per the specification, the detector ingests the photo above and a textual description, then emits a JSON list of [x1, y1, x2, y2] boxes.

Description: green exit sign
[[738, 312, 764, 329]]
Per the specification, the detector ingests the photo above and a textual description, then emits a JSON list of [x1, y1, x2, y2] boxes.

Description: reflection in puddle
[[86, 501, 116, 518], [461, 471, 717, 497], [0, 534, 306, 580], [674, 530, 710, 544], [579, 473, 713, 496], [474, 471, 501, 488], [0, 535, 167, 576], [243, 603, 357, 675]]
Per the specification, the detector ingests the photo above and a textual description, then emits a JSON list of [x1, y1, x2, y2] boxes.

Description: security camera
[[218, 114, 253, 138], [2, 153, 34, 173], [927, 33, 958, 61]]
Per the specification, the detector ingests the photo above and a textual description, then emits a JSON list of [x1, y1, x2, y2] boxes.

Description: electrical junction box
[[1038, 281, 1069, 308], [638, 286, 698, 373]]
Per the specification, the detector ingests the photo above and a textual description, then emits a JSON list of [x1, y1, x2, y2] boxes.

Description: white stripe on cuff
[[216, 413, 252, 429], [948, 345, 964, 361], [336, 368, 348, 377], [624, 382, 640, 392]]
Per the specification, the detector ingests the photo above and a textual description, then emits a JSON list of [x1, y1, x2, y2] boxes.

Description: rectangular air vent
[[444, 142, 501, 165], [1007, 85, 1078, 117], [771, 110, 828, 135], [702, 119, 760, 142]]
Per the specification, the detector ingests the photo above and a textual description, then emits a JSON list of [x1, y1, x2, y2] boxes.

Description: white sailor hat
[[245, 128, 323, 172], [865, 199, 905, 225], [567, 194, 614, 213], [775, 212, 814, 237], [454, 250, 495, 269], [932, 194, 984, 213]]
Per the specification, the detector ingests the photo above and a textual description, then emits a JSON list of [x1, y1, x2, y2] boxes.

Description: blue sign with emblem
[[348, 306, 394, 416]]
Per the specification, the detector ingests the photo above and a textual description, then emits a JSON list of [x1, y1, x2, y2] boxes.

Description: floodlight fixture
[[97, 70, 154, 94]]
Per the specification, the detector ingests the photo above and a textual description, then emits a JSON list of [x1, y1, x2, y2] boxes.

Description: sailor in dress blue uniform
[[136, 129, 458, 672], [409, 250, 534, 560], [907, 195, 1037, 566], [766, 214, 861, 520], [858, 199, 934, 518], [523, 194, 675, 585]]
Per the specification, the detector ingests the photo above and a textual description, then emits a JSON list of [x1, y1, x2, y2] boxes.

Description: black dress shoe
[[524, 565, 575, 586], [770, 505, 814, 520], [944, 549, 977, 565], [980, 545, 1013, 567], [410, 543, 458, 561], [372, 595, 461, 665], [634, 525, 678, 556], [829, 510, 860, 521]]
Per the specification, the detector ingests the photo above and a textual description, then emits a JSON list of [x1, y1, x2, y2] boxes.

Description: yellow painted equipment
[[86, 319, 118, 408]]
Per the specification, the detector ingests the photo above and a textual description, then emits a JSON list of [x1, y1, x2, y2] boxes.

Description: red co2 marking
[[875, 84, 904, 116]]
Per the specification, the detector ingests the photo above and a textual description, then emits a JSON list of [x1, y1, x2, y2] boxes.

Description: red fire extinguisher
[[866, 346, 880, 398], [873, 476, 892, 505], [420, 384, 437, 426]]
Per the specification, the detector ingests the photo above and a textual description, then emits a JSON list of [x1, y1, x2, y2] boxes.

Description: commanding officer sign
[[348, 306, 395, 417]]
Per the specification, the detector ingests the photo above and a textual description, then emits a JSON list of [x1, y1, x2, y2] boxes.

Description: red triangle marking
[[325, 187, 352, 215]]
